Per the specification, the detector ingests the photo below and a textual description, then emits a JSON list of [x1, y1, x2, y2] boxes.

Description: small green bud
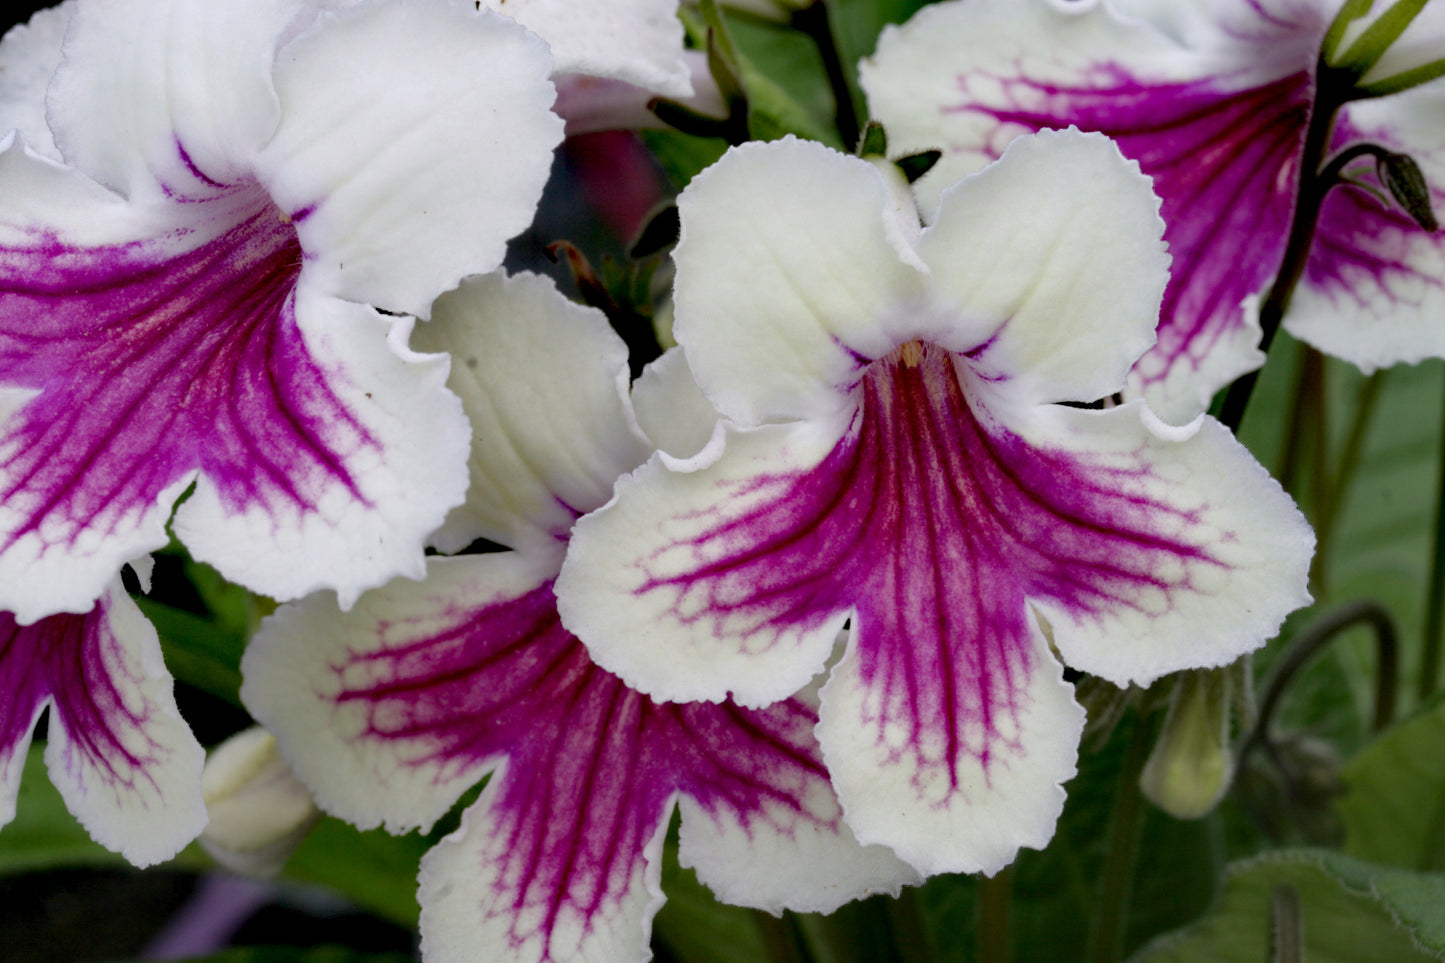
[[1139, 668, 1234, 819], [1378, 150, 1439, 232]]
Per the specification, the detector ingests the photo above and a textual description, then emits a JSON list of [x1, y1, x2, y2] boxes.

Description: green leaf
[[653, 858, 770, 963], [1129, 851, 1445, 962], [729, 15, 836, 145], [136, 597, 247, 705], [1338, 697, 1445, 870], [281, 817, 429, 927], [639, 128, 729, 189]]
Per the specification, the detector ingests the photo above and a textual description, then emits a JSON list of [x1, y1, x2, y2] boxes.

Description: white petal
[[419, 773, 671, 963], [862, 0, 1315, 422], [240, 552, 560, 835], [47, 0, 305, 201], [480, 0, 692, 97], [174, 287, 471, 612], [2, 583, 207, 866], [631, 347, 720, 461], [557, 418, 853, 707], [256, 0, 563, 317], [916, 128, 1169, 406], [1285, 85, 1445, 373], [1008, 401, 1316, 686], [672, 137, 927, 427], [676, 753, 920, 914], [0, 1, 72, 163], [861, 0, 1197, 215], [413, 271, 650, 555], [818, 610, 1083, 877]]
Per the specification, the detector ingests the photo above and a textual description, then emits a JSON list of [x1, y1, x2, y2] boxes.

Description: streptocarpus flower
[[240, 272, 916, 963], [0, 0, 562, 624], [0, 574, 205, 866], [554, 131, 1315, 877], [861, 0, 1445, 423]]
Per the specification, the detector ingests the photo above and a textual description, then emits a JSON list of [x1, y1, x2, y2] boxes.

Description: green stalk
[[1420, 369, 1445, 701], [792, 1, 861, 149], [1086, 714, 1155, 963], [1218, 64, 1356, 432], [977, 866, 1012, 963]]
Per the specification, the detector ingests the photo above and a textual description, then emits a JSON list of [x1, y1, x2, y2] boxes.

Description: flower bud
[[1139, 668, 1235, 819], [200, 727, 321, 878]]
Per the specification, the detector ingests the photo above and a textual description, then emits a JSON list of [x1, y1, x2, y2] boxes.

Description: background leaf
[[1129, 851, 1445, 963]]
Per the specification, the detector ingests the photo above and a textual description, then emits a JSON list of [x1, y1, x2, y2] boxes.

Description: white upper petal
[[256, 0, 563, 317], [47, 0, 305, 201], [479, 0, 692, 97], [0, 2, 72, 162], [672, 137, 927, 427], [916, 128, 1169, 406], [413, 271, 650, 555]]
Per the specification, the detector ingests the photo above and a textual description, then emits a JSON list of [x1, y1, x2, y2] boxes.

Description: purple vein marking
[[332, 580, 827, 960], [640, 344, 1221, 794], [0, 188, 375, 555], [0, 601, 164, 800]]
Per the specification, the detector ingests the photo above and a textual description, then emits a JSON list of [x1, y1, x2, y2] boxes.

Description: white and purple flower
[[861, 0, 1445, 423], [554, 131, 1315, 877], [241, 272, 915, 963], [0, 0, 563, 624], [0, 574, 205, 866]]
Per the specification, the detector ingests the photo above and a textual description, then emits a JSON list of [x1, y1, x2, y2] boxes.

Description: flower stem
[[1086, 713, 1155, 963], [1241, 600, 1399, 755], [1314, 369, 1384, 583], [1218, 64, 1356, 432], [793, 0, 861, 149], [757, 912, 809, 963], [1420, 371, 1445, 702], [977, 866, 1012, 963]]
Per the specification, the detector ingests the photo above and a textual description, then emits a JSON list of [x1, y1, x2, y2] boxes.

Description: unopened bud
[[200, 727, 321, 878], [1140, 668, 1235, 819]]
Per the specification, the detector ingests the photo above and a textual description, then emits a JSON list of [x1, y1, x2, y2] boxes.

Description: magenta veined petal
[[0, 580, 205, 867], [242, 555, 914, 963], [0, 0, 564, 620], [862, 0, 1445, 422], [559, 340, 1312, 874]]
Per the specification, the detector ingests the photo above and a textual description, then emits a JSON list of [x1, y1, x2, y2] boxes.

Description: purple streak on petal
[[0, 599, 165, 799], [333, 580, 827, 960], [1304, 117, 1445, 310], [946, 67, 1309, 392], [639, 344, 1222, 794], [0, 189, 374, 556]]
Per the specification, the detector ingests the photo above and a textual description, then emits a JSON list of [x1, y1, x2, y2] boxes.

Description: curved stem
[[1241, 600, 1399, 760]]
